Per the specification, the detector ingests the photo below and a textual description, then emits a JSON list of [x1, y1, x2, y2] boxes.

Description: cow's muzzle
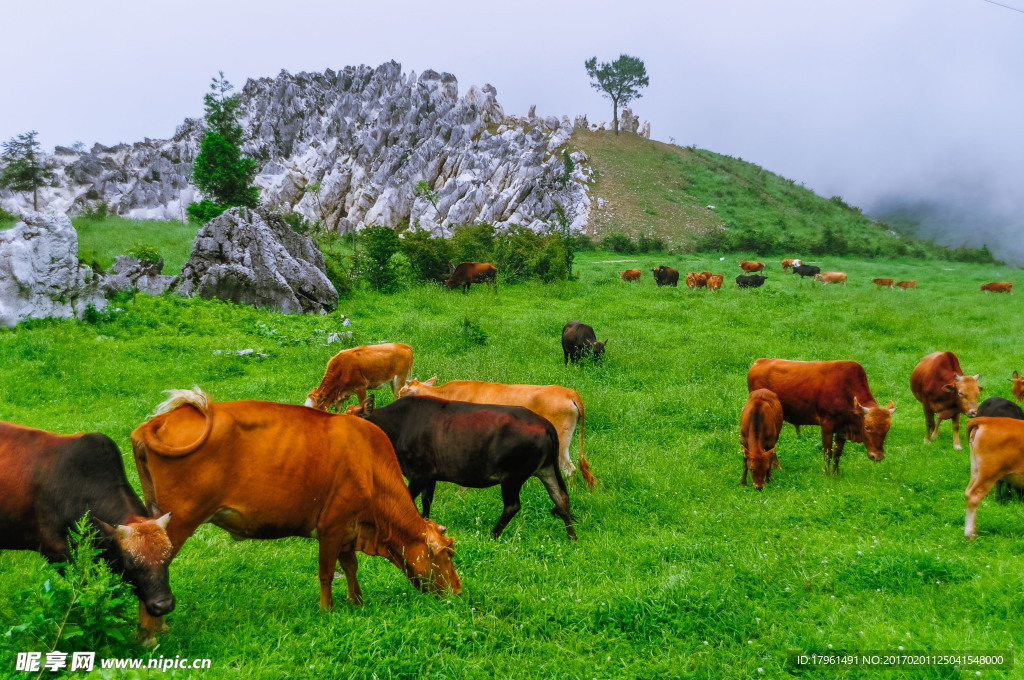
[[145, 594, 176, 617], [867, 450, 885, 462]]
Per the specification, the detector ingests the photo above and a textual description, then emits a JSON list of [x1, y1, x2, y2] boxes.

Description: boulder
[[100, 256, 178, 296], [0, 211, 105, 328], [176, 207, 337, 314]]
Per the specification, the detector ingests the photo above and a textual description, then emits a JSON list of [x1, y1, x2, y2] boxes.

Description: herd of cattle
[[619, 258, 1013, 292], [1, 258, 1021, 645]]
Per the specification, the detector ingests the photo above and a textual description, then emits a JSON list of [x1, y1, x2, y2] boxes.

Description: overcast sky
[[3, 0, 1022, 256]]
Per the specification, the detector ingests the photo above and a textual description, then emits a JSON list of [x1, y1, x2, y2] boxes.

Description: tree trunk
[[33, 184, 38, 211], [612, 99, 619, 135]]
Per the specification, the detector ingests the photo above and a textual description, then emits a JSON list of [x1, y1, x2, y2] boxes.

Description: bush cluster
[[599, 232, 668, 254]]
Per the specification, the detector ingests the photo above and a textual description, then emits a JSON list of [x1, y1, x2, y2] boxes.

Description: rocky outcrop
[[0, 63, 620, 234], [176, 207, 337, 314], [100, 256, 178, 296], [0, 212, 105, 328]]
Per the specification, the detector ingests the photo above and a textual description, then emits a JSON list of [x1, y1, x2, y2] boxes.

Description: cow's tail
[[141, 386, 215, 458], [966, 416, 988, 448], [573, 394, 597, 489]]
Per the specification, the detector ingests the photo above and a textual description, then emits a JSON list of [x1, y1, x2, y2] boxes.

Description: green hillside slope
[[571, 130, 994, 262]]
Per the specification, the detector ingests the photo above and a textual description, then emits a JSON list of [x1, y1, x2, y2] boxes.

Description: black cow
[[0, 421, 175, 638], [562, 321, 607, 365], [651, 266, 679, 287], [792, 264, 821, 278], [977, 396, 1024, 502], [736, 274, 767, 288], [345, 395, 576, 539]]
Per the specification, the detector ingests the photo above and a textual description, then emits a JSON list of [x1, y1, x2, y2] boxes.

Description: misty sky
[[3, 0, 1022, 256]]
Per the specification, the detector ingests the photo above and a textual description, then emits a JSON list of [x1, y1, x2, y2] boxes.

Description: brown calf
[[910, 351, 981, 450], [739, 260, 765, 273], [964, 417, 1024, 539], [981, 282, 1012, 293], [740, 389, 784, 489], [306, 343, 413, 411], [619, 269, 641, 282], [706, 273, 724, 291], [871, 278, 894, 288], [895, 280, 917, 289], [814, 271, 847, 285], [685, 272, 709, 290]]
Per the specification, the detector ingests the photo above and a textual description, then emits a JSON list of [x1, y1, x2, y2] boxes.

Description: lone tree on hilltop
[[1, 131, 53, 211], [188, 72, 260, 223], [584, 54, 649, 135]]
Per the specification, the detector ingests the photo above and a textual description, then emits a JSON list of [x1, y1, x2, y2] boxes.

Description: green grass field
[[1, 252, 1022, 679], [73, 217, 199, 275]]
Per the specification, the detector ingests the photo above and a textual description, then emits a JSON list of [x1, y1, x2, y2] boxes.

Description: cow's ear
[[942, 383, 956, 392], [603, 339, 609, 346], [115, 524, 135, 542], [886, 401, 896, 414], [1014, 371, 1020, 379], [424, 376, 438, 386], [973, 374, 981, 382], [149, 502, 163, 519], [852, 396, 860, 410], [96, 520, 116, 536]]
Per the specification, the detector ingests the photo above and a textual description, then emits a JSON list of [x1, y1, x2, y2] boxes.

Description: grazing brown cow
[[706, 273, 724, 291], [652, 266, 679, 287], [747, 359, 896, 475], [445, 262, 497, 292], [740, 389, 784, 490], [399, 378, 595, 487], [739, 260, 765, 273], [814, 271, 847, 285], [871, 278, 894, 288], [131, 388, 460, 633], [910, 351, 981, 450], [306, 343, 414, 412], [781, 258, 798, 272], [964, 417, 1024, 539], [1013, 371, 1024, 402], [981, 282, 1012, 293], [685, 272, 709, 290], [895, 280, 917, 289], [1, 422, 175, 642], [619, 269, 641, 282]]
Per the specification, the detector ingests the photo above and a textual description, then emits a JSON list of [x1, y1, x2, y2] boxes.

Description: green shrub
[[493, 226, 541, 282], [361, 225, 403, 292], [186, 199, 226, 224], [600, 233, 637, 254], [401, 229, 454, 283], [78, 250, 107, 274], [4, 518, 136, 655], [450, 223, 496, 263], [569, 233, 597, 251], [125, 245, 161, 263], [533, 234, 572, 283], [80, 201, 108, 220], [636, 234, 667, 253], [282, 211, 317, 235]]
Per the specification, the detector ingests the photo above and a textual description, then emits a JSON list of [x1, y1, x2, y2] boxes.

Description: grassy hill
[[571, 131, 996, 263]]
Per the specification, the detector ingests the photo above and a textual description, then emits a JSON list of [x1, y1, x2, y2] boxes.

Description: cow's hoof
[[954, 444, 962, 451]]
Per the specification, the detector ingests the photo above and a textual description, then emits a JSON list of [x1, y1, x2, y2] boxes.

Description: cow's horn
[[116, 524, 135, 540], [155, 512, 172, 530], [438, 525, 447, 535]]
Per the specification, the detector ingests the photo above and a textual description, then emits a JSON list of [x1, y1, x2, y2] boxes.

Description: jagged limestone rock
[[176, 207, 337, 314], [0, 212, 105, 328], [0, 63, 593, 234], [100, 256, 178, 296]]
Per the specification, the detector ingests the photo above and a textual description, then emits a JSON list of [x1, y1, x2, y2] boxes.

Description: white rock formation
[[0, 212, 105, 328], [1, 63, 609, 235], [176, 207, 337, 315]]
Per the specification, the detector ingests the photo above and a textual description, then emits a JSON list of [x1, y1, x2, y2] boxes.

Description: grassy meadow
[[1, 249, 1022, 679]]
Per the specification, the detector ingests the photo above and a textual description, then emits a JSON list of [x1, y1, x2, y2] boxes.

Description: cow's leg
[[553, 424, 577, 480], [820, 422, 835, 474], [923, 404, 936, 444], [491, 483, 524, 538], [316, 535, 347, 610], [831, 437, 847, 475], [407, 478, 429, 515], [535, 465, 577, 540], [336, 550, 363, 605], [420, 481, 437, 519], [965, 476, 997, 540], [741, 461, 749, 486], [952, 412, 963, 450]]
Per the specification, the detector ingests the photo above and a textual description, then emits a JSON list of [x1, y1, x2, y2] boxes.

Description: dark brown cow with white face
[[740, 389, 784, 489], [0, 421, 175, 642], [910, 351, 981, 450], [747, 359, 896, 475]]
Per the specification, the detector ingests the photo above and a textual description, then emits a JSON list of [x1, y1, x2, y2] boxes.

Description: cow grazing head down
[[743, 448, 780, 491], [945, 374, 982, 417], [99, 510, 175, 618], [1012, 371, 1024, 403], [853, 397, 897, 461], [402, 521, 461, 596]]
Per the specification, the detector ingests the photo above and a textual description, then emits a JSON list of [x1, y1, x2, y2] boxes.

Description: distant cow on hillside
[[619, 269, 641, 282], [792, 263, 820, 279], [652, 266, 679, 287], [814, 272, 847, 285], [981, 282, 1012, 293], [781, 259, 798, 272], [871, 278, 894, 288], [562, 321, 607, 365], [895, 280, 917, 289], [739, 260, 765, 273], [445, 262, 497, 293], [736, 274, 766, 288]]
